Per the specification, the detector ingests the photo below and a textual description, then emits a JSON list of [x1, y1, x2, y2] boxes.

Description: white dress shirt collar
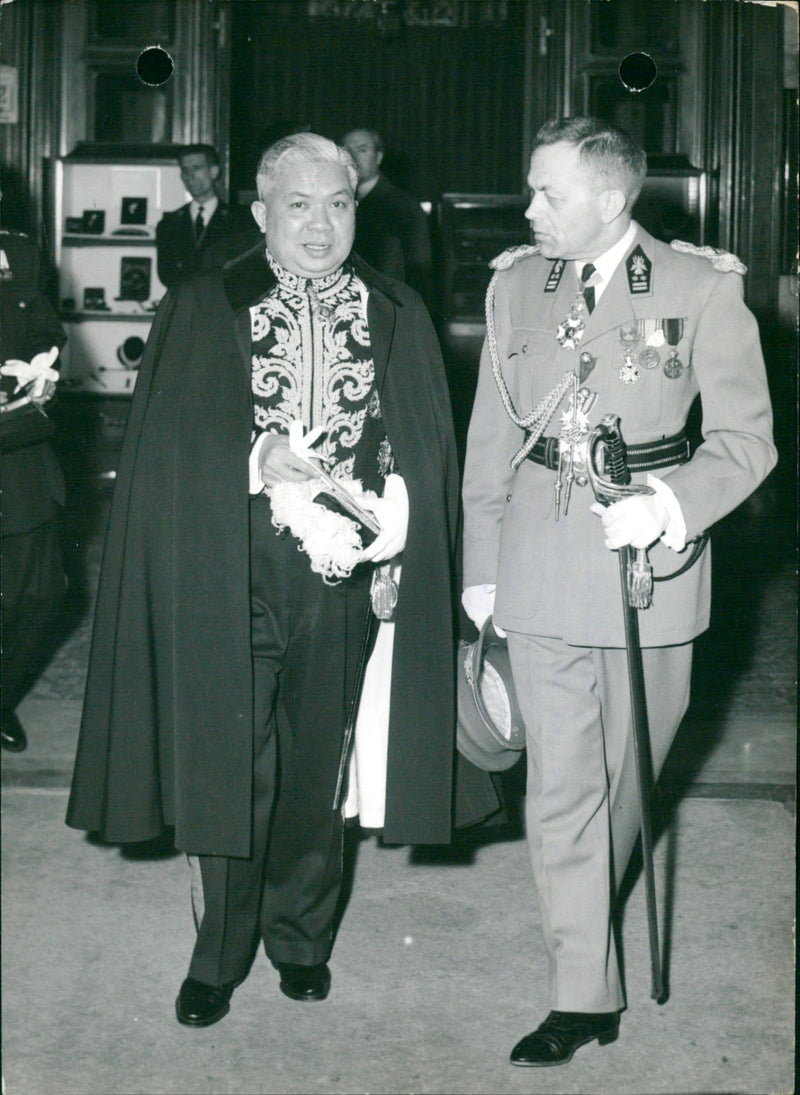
[[190, 196, 218, 223], [573, 220, 638, 305]]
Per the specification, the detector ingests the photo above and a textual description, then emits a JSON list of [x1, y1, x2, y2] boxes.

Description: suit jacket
[[0, 231, 67, 535], [67, 245, 463, 856], [356, 175, 431, 300], [155, 202, 252, 288], [462, 224, 777, 647]]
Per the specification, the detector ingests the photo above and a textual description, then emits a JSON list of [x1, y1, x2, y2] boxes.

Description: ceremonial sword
[[585, 414, 665, 1003]]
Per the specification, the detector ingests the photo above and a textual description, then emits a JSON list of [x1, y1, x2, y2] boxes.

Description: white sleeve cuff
[[249, 432, 272, 495], [647, 474, 687, 552]]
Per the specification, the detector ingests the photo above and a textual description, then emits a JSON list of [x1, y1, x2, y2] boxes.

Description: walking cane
[[586, 414, 665, 1003]]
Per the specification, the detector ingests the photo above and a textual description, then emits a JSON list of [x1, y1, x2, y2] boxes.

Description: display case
[[52, 144, 187, 395], [437, 193, 529, 361]]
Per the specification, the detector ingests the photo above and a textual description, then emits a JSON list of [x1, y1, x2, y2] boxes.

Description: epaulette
[[489, 243, 540, 271], [670, 239, 747, 275]]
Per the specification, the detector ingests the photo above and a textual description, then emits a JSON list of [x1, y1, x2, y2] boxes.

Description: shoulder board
[[489, 243, 540, 271], [670, 239, 747, 275], [0, 228, 29, 239]]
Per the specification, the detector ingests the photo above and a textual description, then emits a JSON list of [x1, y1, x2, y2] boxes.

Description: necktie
[[194, 206, 205, 240], [581, 263, 597, 314]]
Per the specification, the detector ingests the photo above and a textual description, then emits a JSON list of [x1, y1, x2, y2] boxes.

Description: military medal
[[637, 318, 665, 346], [617, 324, 640, 383], [662, 317, 687, 378], [619, 349, 639, 384], [556, 302, 585, 350], [556, 379, 597, 518], [664, 351, 684, 378], [633, 318, 664, 367], [556, 270, 594, 350]]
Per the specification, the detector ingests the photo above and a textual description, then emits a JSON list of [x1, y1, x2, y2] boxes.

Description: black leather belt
[[525, 429, 690, 472]]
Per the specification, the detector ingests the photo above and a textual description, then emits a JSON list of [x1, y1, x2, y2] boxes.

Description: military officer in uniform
[[461, 116, 776, 1066], [0, 227, 67, 751]]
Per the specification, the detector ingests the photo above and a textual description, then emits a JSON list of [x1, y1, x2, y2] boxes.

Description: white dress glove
[[590, 493, 670, 550], [358, 474, 408, 563], [461, 584, 506, 637], [1, 345, 59, 401]]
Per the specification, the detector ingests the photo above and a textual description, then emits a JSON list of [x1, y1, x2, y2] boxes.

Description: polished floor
[[1, 367, 796, 1094]]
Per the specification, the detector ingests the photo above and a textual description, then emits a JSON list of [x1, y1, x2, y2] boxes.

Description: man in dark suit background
[[341, 128, 432, 305], [0, 226, 68, 752], [156, 144, 251, 289]]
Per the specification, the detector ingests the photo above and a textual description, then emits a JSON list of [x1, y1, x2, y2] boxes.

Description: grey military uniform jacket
[[462, 224, 777, 647]]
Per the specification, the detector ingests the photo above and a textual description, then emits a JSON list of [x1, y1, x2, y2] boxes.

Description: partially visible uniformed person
[[0, 225, 67, 752], [461, 116, 777, 1067]]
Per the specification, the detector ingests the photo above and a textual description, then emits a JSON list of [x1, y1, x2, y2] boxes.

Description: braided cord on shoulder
[[484, 265, 575, 471]]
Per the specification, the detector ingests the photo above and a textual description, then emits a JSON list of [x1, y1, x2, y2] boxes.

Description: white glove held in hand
[[590, 493, 670, 550], [249, 420, 328, 492], [1, 345, 59, 398], [461, 584, 506, 637], [358, 474, 408, 563], [288, 420, 326, 466]]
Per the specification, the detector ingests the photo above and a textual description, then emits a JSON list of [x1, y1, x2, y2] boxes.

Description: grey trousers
[[506, 633, 692, 1012]]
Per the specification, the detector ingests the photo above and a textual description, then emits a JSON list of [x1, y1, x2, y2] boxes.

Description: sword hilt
[[586, 414, 654, 506], [586, 414, 655, 610]]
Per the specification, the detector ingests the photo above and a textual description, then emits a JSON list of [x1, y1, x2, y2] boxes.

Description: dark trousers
[[0, 520, 64, 717], [189, 498, 371, 985]]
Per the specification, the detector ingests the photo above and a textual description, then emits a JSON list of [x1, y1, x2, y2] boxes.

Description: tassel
[[627, 548, 653, 610]]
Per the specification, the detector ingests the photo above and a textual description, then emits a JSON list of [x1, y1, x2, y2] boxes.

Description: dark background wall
[[1, 0, 796, 320], [228, 0, 527, 200]]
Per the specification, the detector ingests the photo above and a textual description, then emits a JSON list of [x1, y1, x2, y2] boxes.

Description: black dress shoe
[[277, 962, 331, 1002], [1, 713, 27, 752], [175, 977, 237, 1027], [510, 1010, 619, 1067]]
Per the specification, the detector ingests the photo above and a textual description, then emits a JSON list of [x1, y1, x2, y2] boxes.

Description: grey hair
[[533, 116, 647, 206], [256, 133, 358, 200]]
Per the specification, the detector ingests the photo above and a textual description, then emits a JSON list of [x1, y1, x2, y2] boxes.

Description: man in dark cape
[[68, 134, 493, 1026]]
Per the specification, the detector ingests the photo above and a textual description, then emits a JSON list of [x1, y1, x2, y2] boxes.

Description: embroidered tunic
[[250, 250, 389, 492]]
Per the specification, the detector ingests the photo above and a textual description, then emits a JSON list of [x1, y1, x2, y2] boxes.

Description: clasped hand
[[256, 423, 408, 564]]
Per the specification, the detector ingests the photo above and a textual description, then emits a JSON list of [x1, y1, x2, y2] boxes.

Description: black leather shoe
[[1, 713, 27, 752], [175, 977, 237, 1027], [510, 1010, 619, 1067], [277, 962, 331, 1002]]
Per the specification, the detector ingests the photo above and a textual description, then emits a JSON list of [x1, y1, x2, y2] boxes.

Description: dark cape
[[66, 244, 482, 857]]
